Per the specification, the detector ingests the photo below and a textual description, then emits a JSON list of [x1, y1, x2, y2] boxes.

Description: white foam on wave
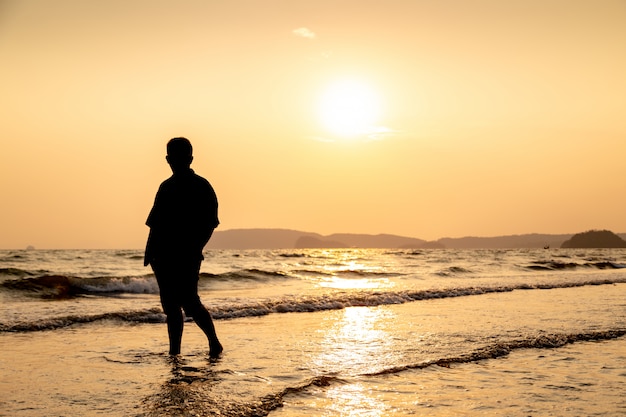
[[79, 277, 160, 294]]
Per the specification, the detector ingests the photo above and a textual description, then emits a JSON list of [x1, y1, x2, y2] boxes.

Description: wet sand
[[275, 337, 626, 416]]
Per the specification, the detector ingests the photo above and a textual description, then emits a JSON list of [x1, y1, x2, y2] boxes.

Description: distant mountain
[[437, 234, 572, 249], [205, 228, 626, 250], [206, 229, 428, 249], [205, 229, 318, 249], [561, 230, 626, 248], [295, 233, 427, 249], [294, 236, 348, 249]]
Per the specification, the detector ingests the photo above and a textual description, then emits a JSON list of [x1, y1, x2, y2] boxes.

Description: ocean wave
[[1, 268, 293, 298], [0, 267, 39, 277], [211, 276, 626, 320], [278, 253, 308, 258], [394, 250, 424, 256], [200, 269, 291, 282], [113, 250, 144, 260], [525, 260, 626, 271], [6, 279, 626, 333], [366, 329, 626, 376], [0, 253, 26, 261], [0, 308, 165, 332], [334, 269, 405, 278], [1, 274, 159, 298], [3, 266, 396, 299], [434, 266, 473, 276], [4, 258, 622, 299]]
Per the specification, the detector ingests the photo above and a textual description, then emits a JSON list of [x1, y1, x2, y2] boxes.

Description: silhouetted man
[[144, 137, 222, 357]]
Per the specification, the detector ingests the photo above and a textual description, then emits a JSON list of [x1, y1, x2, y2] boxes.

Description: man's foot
[[209, 341, 223, 358]]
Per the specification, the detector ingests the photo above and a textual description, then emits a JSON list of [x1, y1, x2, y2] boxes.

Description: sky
[[1, 0, 625, 249]]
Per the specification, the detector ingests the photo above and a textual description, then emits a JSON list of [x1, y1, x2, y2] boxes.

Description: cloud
[[365, 126, 398, 141], [293, 27, 316, 39], [308, 126, 399, 143]]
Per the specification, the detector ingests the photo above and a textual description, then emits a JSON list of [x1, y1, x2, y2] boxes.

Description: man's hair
[[167, 137, 193, 158]]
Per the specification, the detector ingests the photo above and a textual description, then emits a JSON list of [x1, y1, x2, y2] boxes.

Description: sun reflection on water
[[319, 276, 389, 290], [318, 254, 395, 290], [309, 306, 397, 415], [324, 382, 385, 417], [314, 307, 397, 376]]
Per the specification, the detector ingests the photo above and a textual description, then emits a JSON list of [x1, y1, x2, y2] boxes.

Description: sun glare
[[319, 79, 382, 138]]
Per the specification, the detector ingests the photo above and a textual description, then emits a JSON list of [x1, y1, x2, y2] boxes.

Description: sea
[[1, 248, 625, 416]]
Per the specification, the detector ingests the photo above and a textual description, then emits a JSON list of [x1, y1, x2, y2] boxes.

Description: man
[[144, 137, 222, 357]]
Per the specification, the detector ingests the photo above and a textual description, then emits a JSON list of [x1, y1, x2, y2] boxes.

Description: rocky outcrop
[[560, 230, 626, 248]]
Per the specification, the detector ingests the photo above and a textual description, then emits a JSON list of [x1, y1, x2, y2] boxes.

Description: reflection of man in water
[[144, 137, 222, 357]]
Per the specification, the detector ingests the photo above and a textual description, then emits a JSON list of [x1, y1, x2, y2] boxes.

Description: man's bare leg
[[166, 309, 184, 355], [188, 304, 222, 357]]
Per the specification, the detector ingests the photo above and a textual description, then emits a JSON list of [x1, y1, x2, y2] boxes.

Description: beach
[[4, 3, 626, 415], [1, 249, 625, 416]]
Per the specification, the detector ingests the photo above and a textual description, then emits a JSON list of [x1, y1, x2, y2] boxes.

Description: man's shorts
[[151, 259, 203, 314]]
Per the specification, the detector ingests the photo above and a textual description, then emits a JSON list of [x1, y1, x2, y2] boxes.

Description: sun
[[318, 79, 382, 138]]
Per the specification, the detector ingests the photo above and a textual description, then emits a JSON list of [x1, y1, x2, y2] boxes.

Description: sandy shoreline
[[1, 284, 625, 416]]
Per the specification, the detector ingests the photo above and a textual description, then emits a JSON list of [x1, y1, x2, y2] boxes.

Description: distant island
[[560, 230, 626, 248], [205, 228, 626, 250]]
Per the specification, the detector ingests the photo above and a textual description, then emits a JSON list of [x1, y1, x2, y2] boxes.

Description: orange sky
[[1, 0, 625, 249]]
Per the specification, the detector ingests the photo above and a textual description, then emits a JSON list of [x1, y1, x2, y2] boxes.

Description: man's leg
[[186, 302, 222, 357], [180, 261, 223, 357], [153, 262, 184, 355], [165, 307, 184, 355]]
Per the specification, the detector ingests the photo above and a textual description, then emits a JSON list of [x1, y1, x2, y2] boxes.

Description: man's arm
[[144, 185, 164, 267], [196, 178, 219, 253], [144, 228, 154, 267]]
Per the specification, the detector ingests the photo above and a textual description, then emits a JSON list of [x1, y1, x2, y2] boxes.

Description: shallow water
[[1, 249, 625, 415], [275, 338, 626, 416], [1, 285, 624, 416]]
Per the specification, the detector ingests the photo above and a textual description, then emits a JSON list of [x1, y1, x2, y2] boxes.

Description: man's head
[[166, 137, 193, 173]]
